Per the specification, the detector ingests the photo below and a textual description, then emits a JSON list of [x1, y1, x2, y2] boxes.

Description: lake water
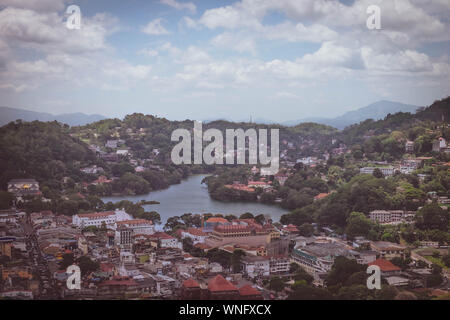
[[101, 174, 288, 225]]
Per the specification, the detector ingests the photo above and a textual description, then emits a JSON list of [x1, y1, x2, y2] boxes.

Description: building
[[7, 179, 40, 197], [181, 228, 208, 244], [370, 241, 406, 259], [291, 239, 358, 276], [359, 167, 395, 177], [269, 256, 290, 274], [369, 210, 415, 224], [241, 255, 270, 278], [238, 284, 263, 300], [180, 278, 204, 300], [116, 219, 155, 235], [207, 275, 239, 300], [72, 210, 131, 228], [153, 232, 182, 249], [72, 211, 116, 228], [405, 141, 414, 153], [369, 259, 402, 276], [432, 137, 447, 152], [205, 222, 271, 248]]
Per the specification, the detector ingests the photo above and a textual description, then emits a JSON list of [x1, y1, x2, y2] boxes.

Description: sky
[[0, 0, 449, 122]]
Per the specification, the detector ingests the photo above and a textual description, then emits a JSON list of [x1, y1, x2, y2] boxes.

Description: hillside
[[0, 106, 106, 126], [0, 121, 97, 190]]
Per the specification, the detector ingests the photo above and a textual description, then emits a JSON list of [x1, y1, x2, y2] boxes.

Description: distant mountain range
[[282, 100, 422, 129], [0, 106, 106, 127], [1, 100, 422, 129]]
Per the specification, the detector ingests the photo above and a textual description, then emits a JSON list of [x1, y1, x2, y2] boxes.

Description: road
[[23, 214, 60, 300]]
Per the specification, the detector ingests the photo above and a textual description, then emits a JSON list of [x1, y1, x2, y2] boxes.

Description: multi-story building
[[369, 210, 415, 224], [240, 255, 270, 278], [360, 167, 395, 176], [291, 240, 358, 276], [115, 219, 154, 235], [72, 211, 116, 228], [269, 256, 290, 274], [370, 241, 407, 259], [72, 210, 132, 228]]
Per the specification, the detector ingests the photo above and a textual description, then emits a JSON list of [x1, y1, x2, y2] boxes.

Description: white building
[[181, 228, 208, 244], [241, 256, 270, 278], [360, 167, 395, 176], [115, 219, 155, 235], [369, 210, 415, 224], [269, 256, 290, 274], [72, 210, 132, 229]]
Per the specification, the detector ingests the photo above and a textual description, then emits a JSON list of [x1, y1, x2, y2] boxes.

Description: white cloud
[[142, 18, 171, 35]]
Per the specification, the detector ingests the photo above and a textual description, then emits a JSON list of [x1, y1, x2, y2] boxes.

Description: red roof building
[[239, 284, 263, 300], [369, 258, 401, 275], [207, 275, 239, 300]]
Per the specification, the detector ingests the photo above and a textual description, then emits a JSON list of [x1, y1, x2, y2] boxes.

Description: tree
[[239, 212, 254, 219], [373, 168, 384, 179], [345, 212, 373, 239], [142, 211, 161, 224], [415, 203, 449, 231], [77, 256, 99, 276], [268, 277, 286, 292], [0, 191, 14, 210], [231, 249, 245, 273], [298, 223, 314, 237], [288, 282, 332, 300], [326, 256, 365, 287]]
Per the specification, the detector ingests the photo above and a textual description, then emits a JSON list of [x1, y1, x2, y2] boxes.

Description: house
[[370, 241, 406, 259], [314, 193, 331, 201], [368, 259, 401, 276], [105, 140, 118, 148]]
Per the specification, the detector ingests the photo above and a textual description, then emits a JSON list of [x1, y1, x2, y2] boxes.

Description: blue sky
[[0, 0, 449, 122]]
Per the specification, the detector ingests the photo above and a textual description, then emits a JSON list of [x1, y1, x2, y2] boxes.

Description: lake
[[101, 174, 288, 225]]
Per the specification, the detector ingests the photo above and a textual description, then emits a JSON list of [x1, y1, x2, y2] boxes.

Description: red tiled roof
[[369, 259, 401, 272], [153, 232, 174, 240], [206, 217, 229, 224], [314, 193, 330, 200], [239, 284, 262, 296], [183, 278, 200, 288], [186, 227, 207, 236], [208, 275, 238, 292]]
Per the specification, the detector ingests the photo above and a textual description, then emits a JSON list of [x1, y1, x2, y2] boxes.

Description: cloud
[[0, 0, 66, 12], [142, 18, 171, 35], [160, 0, 196, 14]]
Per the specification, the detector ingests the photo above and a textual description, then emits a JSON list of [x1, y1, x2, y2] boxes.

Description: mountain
[[0, 106, 106, 127], [283, 100, 421, 129]]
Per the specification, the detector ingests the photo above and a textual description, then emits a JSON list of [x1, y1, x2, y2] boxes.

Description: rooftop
[[208, 275, 238, 292]]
